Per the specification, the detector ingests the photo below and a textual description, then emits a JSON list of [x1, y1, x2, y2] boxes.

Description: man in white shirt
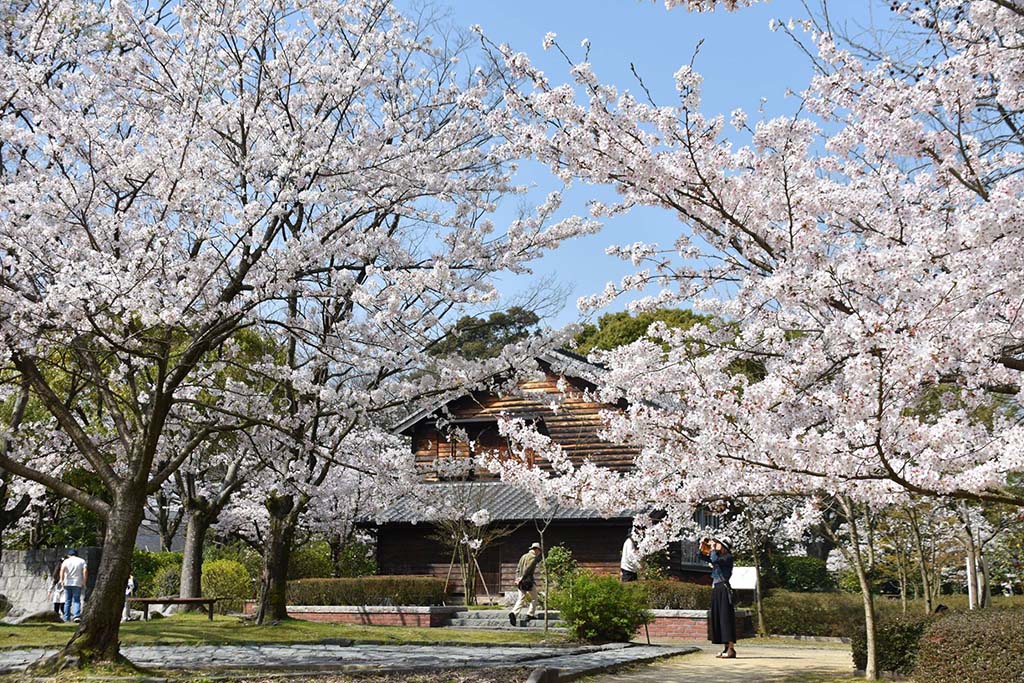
[[621, 536, 641, 582], [60, 549, 88, 623]]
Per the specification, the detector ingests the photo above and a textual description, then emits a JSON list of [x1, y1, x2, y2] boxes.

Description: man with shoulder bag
[[509, 542, 542, 626]]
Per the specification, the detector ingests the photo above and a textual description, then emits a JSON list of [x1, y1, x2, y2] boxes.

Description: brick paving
[[579, 642, 855, 682]]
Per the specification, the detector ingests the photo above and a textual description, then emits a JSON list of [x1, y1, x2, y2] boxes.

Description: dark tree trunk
[[56, 492, 144, 666], [179, 508, 212, 600], [256, 493, 301, 624]]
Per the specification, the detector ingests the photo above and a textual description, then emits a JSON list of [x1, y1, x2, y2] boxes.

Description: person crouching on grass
[[509, 542, 542, 626], [699, 535, 737, 659]]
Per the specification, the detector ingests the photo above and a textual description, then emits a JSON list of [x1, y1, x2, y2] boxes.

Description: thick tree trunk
[[256, 493, 299, 624], [853, 553, 879, 681], [179, 510, 211, 600], [56, 493, 144, 666]]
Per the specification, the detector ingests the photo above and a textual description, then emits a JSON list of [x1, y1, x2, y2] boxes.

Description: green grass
[[0, 613, 569, 650]]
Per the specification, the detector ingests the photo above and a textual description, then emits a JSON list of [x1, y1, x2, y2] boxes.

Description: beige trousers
[[511, 584, 539, 617]]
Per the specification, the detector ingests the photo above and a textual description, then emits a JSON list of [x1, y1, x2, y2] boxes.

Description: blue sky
[[404, 1, 884, 328]]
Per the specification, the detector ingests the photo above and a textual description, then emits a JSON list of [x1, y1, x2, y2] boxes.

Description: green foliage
[[915, 609, 1024, 683], [333, 540, 377, 578], [573, 308, 707, 354], [201, 559, 253, 614], [205, 541, 263, 580], [288, 540, 334, 579], [851, 613, 936, 675], [643, 581, 712, 609], [430, 307, 540, 359], [286, 577, 448, 606], [638, 550, 670, 581], [152, 564, 182, 598], [543, 545, 579, 590], [553, 571, 652, 643], [132, 550, 183, 597], [773, 555, 836, 592], [762, 590, 865, 637]]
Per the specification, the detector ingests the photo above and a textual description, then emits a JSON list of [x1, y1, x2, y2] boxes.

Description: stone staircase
[[444, 609, 568, 632]]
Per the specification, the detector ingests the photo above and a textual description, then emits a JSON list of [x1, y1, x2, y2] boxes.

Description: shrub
[[642, 580, 712, 610], [553, 571, 652, 643], [914, 609, 1024, 683], [774, 556, 835, 592], [762, 590, 864, 637], [851, 613, 936, 675], [334, 541, 377, 578], [289, 540, 334, 579], [205, 541, 262, 580], [202, 559, 253, 614], [132, 550, 183, 597], [638, 550, 670, 582], [152, 564, 181, 598], [287, 576, 448, 606], [544, 545, 579, 590]]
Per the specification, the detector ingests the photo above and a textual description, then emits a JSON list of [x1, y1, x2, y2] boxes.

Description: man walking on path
[[509, 542, 542, 626], [60, 549, 87, 623]]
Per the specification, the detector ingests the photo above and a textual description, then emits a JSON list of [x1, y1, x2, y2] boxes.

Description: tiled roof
[[364, 481, 632, 525]]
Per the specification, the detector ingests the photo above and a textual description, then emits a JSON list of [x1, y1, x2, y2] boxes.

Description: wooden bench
[[128, 597, 219, 621]]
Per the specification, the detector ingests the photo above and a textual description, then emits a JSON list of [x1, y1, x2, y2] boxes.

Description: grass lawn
[[0, 614, 569, 650]]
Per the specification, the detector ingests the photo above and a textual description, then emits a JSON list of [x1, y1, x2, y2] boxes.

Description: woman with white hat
[[699, 535, 737, 658], [509, 542, 543, 626]]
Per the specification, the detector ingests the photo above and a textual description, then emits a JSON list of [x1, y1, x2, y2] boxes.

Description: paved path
[[580, 643, 854, 682], [0, 642, 694, 677]]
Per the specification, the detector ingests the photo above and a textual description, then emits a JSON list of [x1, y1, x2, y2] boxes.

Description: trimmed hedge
[[202, 559, 253, 614], [553, 572, 652, 643], [286, 576, 448, 606], [852, 613, 936, 675], [914, 609, 1024, 683], [642, 580, 712, 610], [763, 590, 864, 637]]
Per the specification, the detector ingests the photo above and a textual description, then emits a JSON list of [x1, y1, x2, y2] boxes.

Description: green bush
[[544, 545, 579, 590], [851, 613, 936, 675], [914, 609, 1024, 683], [553, 571, 652, 643], [132, 550, 183, 597], [287, 576, 448, 606], [763, 590, 864, 637], [152, 564, 181, 598], [774, 556, 835, 592], [201, 559, 253, 614], [334, 541, 377, 578], [643, 580, 712, 610], [289, 540, 334, 579], [205, 541, 263, 580]]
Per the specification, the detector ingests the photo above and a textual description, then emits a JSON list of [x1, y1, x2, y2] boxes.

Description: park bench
[[128, 596, 219, 621]]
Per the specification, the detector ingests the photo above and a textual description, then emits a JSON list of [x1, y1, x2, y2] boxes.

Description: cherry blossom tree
[[478, 2, 1023, 677], [0, 0, 593, 663]]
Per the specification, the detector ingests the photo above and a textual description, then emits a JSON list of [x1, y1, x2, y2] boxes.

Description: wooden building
[[367, 349, 711, 596]]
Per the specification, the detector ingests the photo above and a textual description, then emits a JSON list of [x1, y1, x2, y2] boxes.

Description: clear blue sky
[[402, 1, 885, 329]]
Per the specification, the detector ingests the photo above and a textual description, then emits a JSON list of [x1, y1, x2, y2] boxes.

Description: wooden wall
[[376, 520, 635, 596], [410, 367, 639, 479]]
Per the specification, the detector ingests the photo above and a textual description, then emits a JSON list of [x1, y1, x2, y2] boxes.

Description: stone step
[[447, 617, 566, 628], [451, 610, 561, 620], [443, 623, 569, 633]]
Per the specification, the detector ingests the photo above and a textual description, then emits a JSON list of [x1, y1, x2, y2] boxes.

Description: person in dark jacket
[[699, 535, 737, 658]]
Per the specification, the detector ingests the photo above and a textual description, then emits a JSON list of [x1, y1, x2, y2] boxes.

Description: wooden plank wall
[[412, 368, 639, 479]]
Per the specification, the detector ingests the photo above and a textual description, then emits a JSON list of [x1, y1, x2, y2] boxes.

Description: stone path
[[580, 643, 854, 682], [0, 642, 695, 677]]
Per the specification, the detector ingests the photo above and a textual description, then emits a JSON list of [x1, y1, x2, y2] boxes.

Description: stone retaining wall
[[242, 603, 459, 627], [639, 609, 754, 640], [0, 548, 101, 614]]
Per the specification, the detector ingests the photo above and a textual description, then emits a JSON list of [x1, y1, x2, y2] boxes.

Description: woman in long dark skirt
[[699, 536, 736, 658]]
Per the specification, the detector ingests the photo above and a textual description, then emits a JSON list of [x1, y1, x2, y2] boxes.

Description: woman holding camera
[[700, 536, 736, 659]]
